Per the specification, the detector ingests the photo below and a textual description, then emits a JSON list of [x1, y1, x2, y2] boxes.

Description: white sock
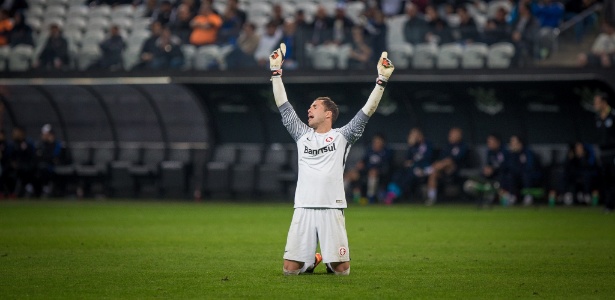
[[334, 267, 350, 276], [428, 188, 437, 200], [300, 262, 311, 273], [283, 268, 300, 276], [367, 177, 377, 197]]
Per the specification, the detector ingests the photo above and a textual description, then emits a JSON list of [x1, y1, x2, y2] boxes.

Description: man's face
[[307, 100, 330, 129], [448, 128, 462, 144], [372, 137, 385, 151], [486, 136, 500, 150], [594, 96, 607, 112], [509, 136, 522, 153], [408, 129, 422, 145]]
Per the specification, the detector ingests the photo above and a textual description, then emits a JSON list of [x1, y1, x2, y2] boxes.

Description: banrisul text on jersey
[[304, 143, 336, 156]]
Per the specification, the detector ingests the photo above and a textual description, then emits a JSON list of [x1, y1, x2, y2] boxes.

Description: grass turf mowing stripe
[[0, 201, 614, 299]]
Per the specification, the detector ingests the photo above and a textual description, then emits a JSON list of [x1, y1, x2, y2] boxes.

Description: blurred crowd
[[0, 0, 612, 71]]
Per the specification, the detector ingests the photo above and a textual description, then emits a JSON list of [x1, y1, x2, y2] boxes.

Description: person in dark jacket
[[500, 134, 542, 205], [90, 25, 125, 70], [345, 134, 393, 204], [8, 11, 34, 47], [425, 127, 468, 205], [594, 93, 615, 212], [557, 141, 599, 205], [35, 124, 67, 197], [384, 127, 434, 204], [37, 23, 69, 70]]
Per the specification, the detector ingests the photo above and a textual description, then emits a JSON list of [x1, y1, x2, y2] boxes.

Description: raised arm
[[340, 52, 395, 144], [270, 44, 310, 141]]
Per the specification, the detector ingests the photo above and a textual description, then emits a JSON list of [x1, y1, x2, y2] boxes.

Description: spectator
[[90, 25, 125, 70], [36, 23, 69, 70], [310, 6, 333, 46], [425, 5, 454, 44], [532, 0, 564, 59], [425, 127, 468, 205], [2, 0, 27, 17], [605, 0, 615, 27], [384, 127, 434, 204], [8, 11, 33, 47], [532, 0, 564, 29], [154, 0, 174, 26], [225, 22, 259, 69], [150, 26, 184, 69], [456, 6, 480, 44], [270, 4, 285, 28], [332, 3, 354, 45], [276, 21, 298, 69], [364, 7, 387, 63], [227, 0, 246, 27], [140, 0, 159, 19], [564, 0, 597, 42], [7, 126, 36, 197], [135, 21, 163, 70], [0, 129, 10, 197], [345, 134, 393, 204], [483, 7, 511, 45], [189, 3, 222, 46], [593, 93, 615, 212], [500, 135, 542, 206], [577, 22, 615, 68], [511, 2, 540, 66], [463, 133, 508, 204], [169, 4, 194, 44], [253, 21, 282, 67], [556, 142, 598, 205], [35, 124, 67, 197], [293, 9, 312, 68], [0, 9, 13, 47], [217, 0, 243, 45], [348, 26, 372, 70], [403, 3, 428, 45]]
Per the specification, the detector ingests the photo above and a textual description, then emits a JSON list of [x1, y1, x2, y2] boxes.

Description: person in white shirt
[[578, 22, 615, 67], [269, 43, 395, 275]]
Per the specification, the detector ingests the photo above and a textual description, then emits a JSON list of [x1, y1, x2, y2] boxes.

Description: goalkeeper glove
[[270, 43, 286, 77], [376, 51, 394, 87]]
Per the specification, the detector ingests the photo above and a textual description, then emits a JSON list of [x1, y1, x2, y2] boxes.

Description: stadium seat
[[256, 144, 289, 196], [295, 2, 317, 22], [461, 43, 489, 69], [67, 5, 89, 19], [487, 0, 512, 18], [231, 144, 263, 195], [89, 5, 112, 19], [0, 46, 9, 71], [160, 146, 194, 198], [249, 2, 272, 19], [47, 0, 68, 6], [45, 5, 67, 19], [76, 44, 102, 70], [388, 43, 414, 70], [308, 44, 337, 70], [110, 17, 133, 33], [25, 5, 45, 19], [65, 17, 87, 32], [194, 45, 221, 70], [181, 44, 196, 70], [204, 144, 237, 196], [412, 43, 438, 69], [42, 17, 64, 29], [75, 143, 115, 197], [109, 144, 141, 198], [112, 4, 135, 18], [132, 18, 151, 32], [487, 42, 515, 68], [280, 2, 297, 18], [345, 1, 365, 24], [437, 43, 463, 69], [130, 145, 165, 198], [54, 143, 91, 196], [25, 17, 42, 33], [85, 17, 111, 33], [8, 45, 34, 71]]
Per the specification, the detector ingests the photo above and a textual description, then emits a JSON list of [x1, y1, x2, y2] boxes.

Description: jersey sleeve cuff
[[278, 101, 292, 112], [356, 109, 370, 121]]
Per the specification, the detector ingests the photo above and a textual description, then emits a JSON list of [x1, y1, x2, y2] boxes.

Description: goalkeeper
[[270, 43, 394, 275]]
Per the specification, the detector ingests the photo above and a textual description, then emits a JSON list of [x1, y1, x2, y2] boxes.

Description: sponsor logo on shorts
[[339, 247, 347, 257]]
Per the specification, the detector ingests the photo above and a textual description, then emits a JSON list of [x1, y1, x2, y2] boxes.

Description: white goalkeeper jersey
[[279, 102, 369, 208]]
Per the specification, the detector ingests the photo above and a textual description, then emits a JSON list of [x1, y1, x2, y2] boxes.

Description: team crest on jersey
[[339, 247, 347, 257], [326, 136, 334, 143]]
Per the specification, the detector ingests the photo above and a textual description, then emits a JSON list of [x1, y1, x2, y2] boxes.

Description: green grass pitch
[[1, 201, 614, 299]]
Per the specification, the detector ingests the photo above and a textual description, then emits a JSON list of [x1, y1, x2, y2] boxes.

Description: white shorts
[[283, 208, 350, 264]]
